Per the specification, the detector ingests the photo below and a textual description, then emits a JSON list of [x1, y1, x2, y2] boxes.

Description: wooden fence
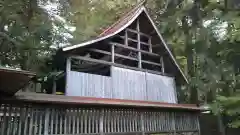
[[0, 102, 200, 135]]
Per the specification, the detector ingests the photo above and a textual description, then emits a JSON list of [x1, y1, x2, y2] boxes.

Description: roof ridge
[[98, 0, 145, 37]]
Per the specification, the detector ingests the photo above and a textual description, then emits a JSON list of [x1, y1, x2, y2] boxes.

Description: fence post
[[100, 109, 104, 135], [172, 112, 176, 135], [44, 108, 50, 135], [0, 104, 7, 135], [140, 112, 145, 135]]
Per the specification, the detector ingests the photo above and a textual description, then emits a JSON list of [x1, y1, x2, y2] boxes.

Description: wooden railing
[[0, 102, 200, 135]]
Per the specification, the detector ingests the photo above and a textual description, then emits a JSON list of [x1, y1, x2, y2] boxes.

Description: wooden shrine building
[[0, 2, 202, 135]]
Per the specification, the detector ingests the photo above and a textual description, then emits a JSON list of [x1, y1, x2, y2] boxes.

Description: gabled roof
[[62, 2, 188, 83], [62, 1, 145, 52], [98, 1, 145, 37]]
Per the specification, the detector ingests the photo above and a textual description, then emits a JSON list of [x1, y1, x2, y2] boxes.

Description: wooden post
[[65, 57, 71, 95], [197, 115, 201, 135], [136, 18, 142, 68], [111, 44, 115, 63], [44, 108, 50, 135], [140, 112, 145, 135], [160, 56, 165, 73], [172, 112, 176, 135], [28, 108, 34, 135], [100, 109, 104, 135], [17, 107, 24, 135], [23, 106, 29, 135], [148, 37, 152, 53], [1, 104, 7, 135], [125, 30, 128, 46]]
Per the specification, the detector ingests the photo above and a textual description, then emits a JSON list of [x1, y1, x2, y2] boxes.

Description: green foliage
[[0, 0, 61, 75], [146, 0, 240, 128], [1, 0, 240, 128]]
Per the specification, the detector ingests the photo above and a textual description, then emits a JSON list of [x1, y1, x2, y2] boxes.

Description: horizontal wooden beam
[[89, 49, 111, 55], [142, 60, 161, 66], [71, 55, 113, 66], [89, 48, 138, 61], [109, 42, 159, 57], [4, 92, 202, 111], [118, 35, 151, 46], [115, 53, 138, 61], [70, 55, 172, 77], [126, 28, 151, 38]]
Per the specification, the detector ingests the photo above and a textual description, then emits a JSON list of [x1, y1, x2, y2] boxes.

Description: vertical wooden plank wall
[[112, 66, 177, 103], [66, 70, 112, 98], [66, 65, 177, 103]]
